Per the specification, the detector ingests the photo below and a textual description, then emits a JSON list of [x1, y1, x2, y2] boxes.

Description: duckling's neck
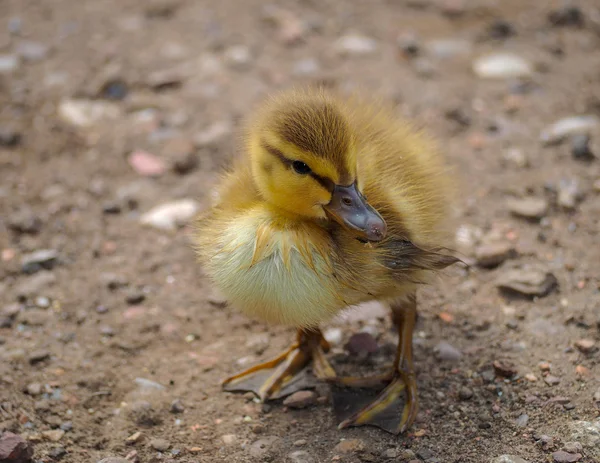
[[261, 201, 326, 231]]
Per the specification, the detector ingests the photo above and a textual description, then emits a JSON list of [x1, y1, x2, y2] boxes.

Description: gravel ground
[[1, 0, 600, 462]]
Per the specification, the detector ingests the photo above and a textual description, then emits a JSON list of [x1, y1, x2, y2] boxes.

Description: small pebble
[[194, 121, 232, 148], [170, 399, 185, 414], [221, 434, 236, 445], [15, 41, 49, 61], [21, 249, 60, 274], [48, 446, 67, 460], [29, 350, 51, 365], [557, 179, 582, 210], [475, 242, 516, 268], [249, 436, 282, 459], [488, 19, 516, 39], [515, 414, 529, 427], [545, 375, 561, 386], [0, 54, 20, 74], [571, 134, 595, 161], [139, 199, 199, 231], [345, 332, 378, 355], [552, 451, 582, 463], [128, 401, 162, 426], [42, 429, 65, 442], [126, 431, 143, 444], [333, 439, 365, 454], [493, 359, 518, 378], [496, 266, 558, 297], [491, 456, 529, 463], [283, 390, 317, 409], [540, 116, 599, 145], [382, 448, 399, 459], [334, 34, 378, 56], [473, 53, 533, 79], [128, 150, 167, 177], [548, 6, 584, 27], [458, 387, 473, 400], [0, 432, 34, 461], [574, 339, 595, 353], [507, 197, 548, 220], [434, 341, 462, 361], [563, 442, 583, 453], [25, 383, 43, 396], [134, 378, 165, 391], [224, 46, 252, 70], [126, 291, 146, 305], [288, 450, 315, 463], [294, 439, 307, 447], [0, 126, 22, 148], [150, 438, 170, 452], [58, 99, 121, 128]]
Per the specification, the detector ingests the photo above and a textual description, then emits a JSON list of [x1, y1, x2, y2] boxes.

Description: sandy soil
[[1, 0, 600, 462]]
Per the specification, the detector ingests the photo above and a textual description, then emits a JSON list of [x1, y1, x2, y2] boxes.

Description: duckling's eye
[[292, 161, 311, 175]]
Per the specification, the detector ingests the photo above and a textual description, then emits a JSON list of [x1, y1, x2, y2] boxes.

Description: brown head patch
[[274, 98, 353, 184]]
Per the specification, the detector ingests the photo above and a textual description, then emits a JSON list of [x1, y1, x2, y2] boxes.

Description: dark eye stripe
[[261, 141, 334, 192], [310, 172, 334, 191]]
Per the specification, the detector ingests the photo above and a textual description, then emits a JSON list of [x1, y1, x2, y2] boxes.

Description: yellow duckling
[[194, 87, 458, 434]]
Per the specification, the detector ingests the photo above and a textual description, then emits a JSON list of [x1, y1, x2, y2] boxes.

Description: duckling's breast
[[203, 211, 344, 328]]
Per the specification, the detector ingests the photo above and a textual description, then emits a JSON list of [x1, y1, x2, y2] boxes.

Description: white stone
[[140, 199, 199, 231], [334, 34, 378, 56], [540, 115, 599, 145], [58, 99, 121, 128], [473, 53, 533, 79]]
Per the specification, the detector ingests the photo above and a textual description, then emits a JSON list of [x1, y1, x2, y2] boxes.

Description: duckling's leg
[[333, 293, 419, 434], [222, 328, 336, 402]]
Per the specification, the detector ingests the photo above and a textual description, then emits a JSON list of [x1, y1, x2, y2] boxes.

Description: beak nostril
[[342, 197, 353, 206]]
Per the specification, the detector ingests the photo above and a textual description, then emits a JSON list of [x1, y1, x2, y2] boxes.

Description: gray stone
[[287, 450, 315, 463], [507, 197, 548, 219], [128, 401, 162, 427], [170, 399, 184, 414], [15, 272, 56, 298], [540, 115, 599, 145], [515, 414, 529, 427], [21, 249, 59, 274], [0, 432, 34, 462], [569, 420, 600, 458], [283, 390, 317, 409], [0, 55, 20, 74], [551, 451, 582, 463], [15, 41, 49, 61], [98, 459, 130, 463], [150, 438, 170, 452], [563, 442, 583, 454], [491, 456, 529, 463], [249, 436, 282, 460], [434, 341, 462, 361], [496, 266, 558, 297], [334, 34, 378, 56]]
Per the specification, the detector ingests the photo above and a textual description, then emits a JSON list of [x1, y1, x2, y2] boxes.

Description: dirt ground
[[1, 0, 600, 462]]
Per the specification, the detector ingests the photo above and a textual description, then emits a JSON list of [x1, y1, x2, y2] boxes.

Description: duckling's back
[[345, 97, 456, 250]]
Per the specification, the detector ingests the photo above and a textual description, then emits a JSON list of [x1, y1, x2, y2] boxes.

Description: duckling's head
[[247, 89, 387, 242]]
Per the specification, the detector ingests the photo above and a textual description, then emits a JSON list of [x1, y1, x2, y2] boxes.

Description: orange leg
[[222, 328, 336, 402], [330, 293, 419, 434]]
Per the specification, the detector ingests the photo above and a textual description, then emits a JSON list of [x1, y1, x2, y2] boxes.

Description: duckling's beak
[[324, 183, 387, 242]]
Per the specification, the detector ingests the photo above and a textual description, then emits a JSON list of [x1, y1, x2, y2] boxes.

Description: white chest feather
[[205, 215, 343, 327]]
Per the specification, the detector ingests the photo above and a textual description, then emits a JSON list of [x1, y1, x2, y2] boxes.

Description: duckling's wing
[[379, 238, 458, 276]]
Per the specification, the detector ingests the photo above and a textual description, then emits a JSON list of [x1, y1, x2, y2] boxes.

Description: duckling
[[194, 87, 458, 434]]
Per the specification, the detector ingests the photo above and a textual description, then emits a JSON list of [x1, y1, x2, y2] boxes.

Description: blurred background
[[1, 1, 600, 462]]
